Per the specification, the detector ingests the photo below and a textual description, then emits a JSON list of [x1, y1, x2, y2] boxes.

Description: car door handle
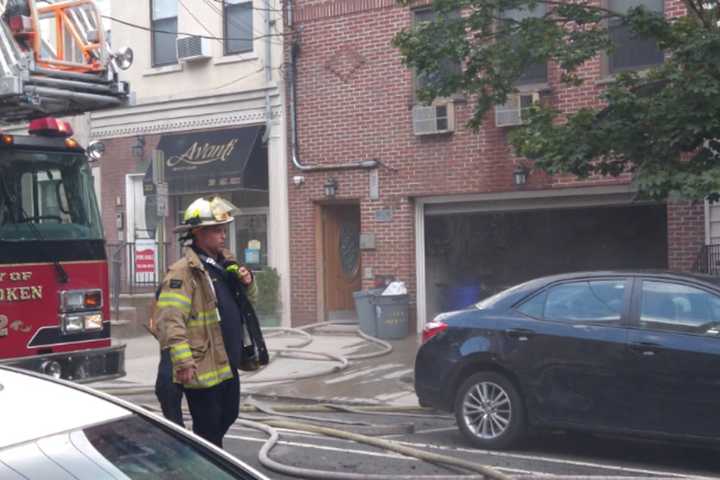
[[505, 328, 535, 341], [630, 342, 660, 356]]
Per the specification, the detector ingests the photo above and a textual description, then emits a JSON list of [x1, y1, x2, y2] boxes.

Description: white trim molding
[[90, 86, 283, 139], [415, 200, 426, 333]]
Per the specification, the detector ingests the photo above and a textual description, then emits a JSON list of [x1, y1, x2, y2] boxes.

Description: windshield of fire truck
[[0, 151, 102, 241]]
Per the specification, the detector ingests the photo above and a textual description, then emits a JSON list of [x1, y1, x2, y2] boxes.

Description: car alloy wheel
[[462, 381, 511, 439], [455, 371, 525, 449]]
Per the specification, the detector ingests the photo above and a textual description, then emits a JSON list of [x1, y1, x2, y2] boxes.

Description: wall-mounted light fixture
[[513, 164, 529, 187], [131, 135, 145, 159], [324, 177, 338, 198]]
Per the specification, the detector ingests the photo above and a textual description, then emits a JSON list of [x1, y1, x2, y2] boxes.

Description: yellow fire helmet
[[174, 196, 238, 233]]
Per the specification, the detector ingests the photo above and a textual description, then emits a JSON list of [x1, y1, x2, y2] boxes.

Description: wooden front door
[[322, 204, 361, 320]]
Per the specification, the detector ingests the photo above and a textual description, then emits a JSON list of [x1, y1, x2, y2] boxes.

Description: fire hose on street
[[100, 321, 392, 396], [97, 322, 516, 478]]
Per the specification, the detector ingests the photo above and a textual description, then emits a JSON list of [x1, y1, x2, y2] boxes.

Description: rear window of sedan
[[475, 280, 538, 310]]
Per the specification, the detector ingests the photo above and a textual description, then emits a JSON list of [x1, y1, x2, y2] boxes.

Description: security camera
[[292, 175, 305, 186]]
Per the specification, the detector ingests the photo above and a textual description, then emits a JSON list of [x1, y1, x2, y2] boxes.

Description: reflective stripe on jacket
[[155, 247, 235, 389]]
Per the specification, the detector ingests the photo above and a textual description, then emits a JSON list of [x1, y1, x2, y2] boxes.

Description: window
[[0, 151, 103, 242], [413, 9, 462, 96], [151, 0, 178, 66], [81, 415, 253, 478], [608, 0, 664, 73], [224, 0, 253, 55], [501, 4, 547, 85], [235, 211, 268, 267], [516, 291, 546, 319], [543, 280, 625, 324], [639, 281, 720, 336]]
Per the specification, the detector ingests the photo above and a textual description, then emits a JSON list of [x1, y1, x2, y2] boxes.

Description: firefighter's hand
[[224, 261, 253, 285], [176, 366, 196, 384], [237, 265, 253, 286]]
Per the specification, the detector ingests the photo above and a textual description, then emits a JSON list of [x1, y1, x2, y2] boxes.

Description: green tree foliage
[[393, 1, 720, 200]]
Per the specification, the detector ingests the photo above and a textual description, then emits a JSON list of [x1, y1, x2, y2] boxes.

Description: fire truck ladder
[[0, 0, 131, 123]]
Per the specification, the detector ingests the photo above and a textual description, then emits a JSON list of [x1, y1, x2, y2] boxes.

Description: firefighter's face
[[194, 224, 227, 257]]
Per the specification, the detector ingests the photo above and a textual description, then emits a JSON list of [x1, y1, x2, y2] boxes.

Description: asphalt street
[[123, 392, 720, 479], [103, 330, 720, 480]]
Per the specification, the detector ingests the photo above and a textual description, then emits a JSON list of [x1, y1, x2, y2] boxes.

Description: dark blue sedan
[[415, 271, 720, 449]]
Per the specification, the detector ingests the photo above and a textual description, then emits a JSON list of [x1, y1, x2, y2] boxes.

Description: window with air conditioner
[[224, 0, 253, 55], [177, 37, 211, 62], [412, 102, 455, 135], [411, 9, 460, 136], [150, 0, 178, 67], [494, 92, 539, 128]]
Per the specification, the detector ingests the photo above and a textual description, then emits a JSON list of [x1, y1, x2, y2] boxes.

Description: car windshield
[[475, 280, 535, 310], [0, 151, 102, 241], [1, 414, 255, 479]]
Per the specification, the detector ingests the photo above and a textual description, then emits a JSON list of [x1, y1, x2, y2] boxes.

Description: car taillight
[[422, 320, 448, 344]]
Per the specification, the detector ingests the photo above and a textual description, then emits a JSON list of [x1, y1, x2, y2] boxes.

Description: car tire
[[454, 371, 525, 449]]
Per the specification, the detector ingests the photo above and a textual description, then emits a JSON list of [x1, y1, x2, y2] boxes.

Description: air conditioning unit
[[412, 102, 455, 136], [494, 92, 540, 128], [177, 36, 211, 62]]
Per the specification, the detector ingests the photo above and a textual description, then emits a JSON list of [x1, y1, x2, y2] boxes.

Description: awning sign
[[144, 126, 266, 195]]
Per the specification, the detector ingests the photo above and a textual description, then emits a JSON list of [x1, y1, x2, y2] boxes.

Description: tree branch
[[683, 0, 712, 29]]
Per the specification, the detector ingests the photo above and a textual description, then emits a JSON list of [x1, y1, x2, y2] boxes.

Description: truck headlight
[[83, 313, 103, 331], [59, 289, 103, 312], [60, 313, 103, 334], [61, 314, 85, 334]]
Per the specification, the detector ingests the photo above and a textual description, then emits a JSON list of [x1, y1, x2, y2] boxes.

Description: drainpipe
[[286, 0, 378, 172]]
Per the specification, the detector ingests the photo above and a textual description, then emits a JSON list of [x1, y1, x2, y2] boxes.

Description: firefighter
[[154, 195, 267, 447]]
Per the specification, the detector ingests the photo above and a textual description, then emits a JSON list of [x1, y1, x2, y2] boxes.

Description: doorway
[[322, 204, 361, 321]]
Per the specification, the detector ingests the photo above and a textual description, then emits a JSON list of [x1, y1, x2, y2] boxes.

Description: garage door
[[424, 204, 667, 320]]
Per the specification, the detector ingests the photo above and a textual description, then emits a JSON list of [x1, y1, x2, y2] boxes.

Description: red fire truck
[[0, 0, 133, 382]]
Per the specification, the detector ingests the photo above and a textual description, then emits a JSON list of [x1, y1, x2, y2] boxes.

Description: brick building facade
[[285, 0, 706, 330]]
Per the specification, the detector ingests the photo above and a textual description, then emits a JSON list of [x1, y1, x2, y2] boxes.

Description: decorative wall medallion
[[326, 47, 366, 83]]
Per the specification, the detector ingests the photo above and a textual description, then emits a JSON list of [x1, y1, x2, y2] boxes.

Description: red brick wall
[[286, 0, 693, 326], [667, 201, 706, 272]]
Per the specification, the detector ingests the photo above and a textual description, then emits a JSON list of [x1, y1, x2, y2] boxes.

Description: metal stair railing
[[693, 244, 720, 275]]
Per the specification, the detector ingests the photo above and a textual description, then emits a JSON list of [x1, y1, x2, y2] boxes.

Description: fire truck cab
[[0, 0, 132, 382]]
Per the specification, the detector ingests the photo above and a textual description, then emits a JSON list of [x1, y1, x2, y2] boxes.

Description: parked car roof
[[474, 271, 720, 312], [529, 270, 720, 287]]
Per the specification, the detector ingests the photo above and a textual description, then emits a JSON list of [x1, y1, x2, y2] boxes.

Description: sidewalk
[[94, 324, 421, 407]]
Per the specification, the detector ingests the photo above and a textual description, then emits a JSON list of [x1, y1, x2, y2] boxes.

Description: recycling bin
[[353, 289, 382, 336]]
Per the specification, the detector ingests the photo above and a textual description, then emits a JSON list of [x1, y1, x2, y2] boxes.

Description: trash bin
[[372, 294, 409, 340], [353, 289, 382, 336], [446, 285, 482, 311]]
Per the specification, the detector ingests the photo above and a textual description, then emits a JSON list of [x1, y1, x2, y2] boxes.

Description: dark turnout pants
[[184, 371, 240, 448], [155, 349, 185, 428]]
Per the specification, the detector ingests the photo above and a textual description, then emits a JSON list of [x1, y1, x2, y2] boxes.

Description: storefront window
[[235, 210, 268, 268]]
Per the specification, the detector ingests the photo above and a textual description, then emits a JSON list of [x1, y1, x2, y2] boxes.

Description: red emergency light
[[28, 117, 74, 138], [8, 16, 32, 35]]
